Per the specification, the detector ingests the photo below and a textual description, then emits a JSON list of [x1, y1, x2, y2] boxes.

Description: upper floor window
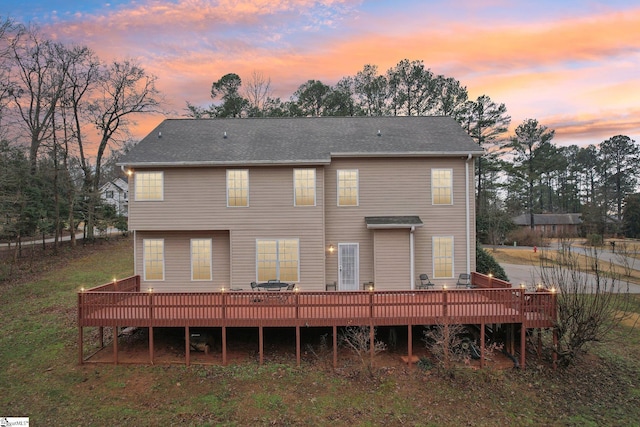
[[105, 190, 114, 199], [143, 239, 164, 281], [256, 239, 299, 283], [432, 169, 452, 205], [294, 169, 316, 206], [337, 169, 358, 206], [433, 236, 453, 279], [191, 238, 212, 281], [135, 172, 163, 201], [227, 169, 249, 207]]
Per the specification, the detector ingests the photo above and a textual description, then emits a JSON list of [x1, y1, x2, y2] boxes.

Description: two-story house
[[99, 177, 129, 217], [119, 116, 483, 293]]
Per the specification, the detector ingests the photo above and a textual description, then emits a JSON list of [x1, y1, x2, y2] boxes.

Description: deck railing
[[78, 276, 556, 329]]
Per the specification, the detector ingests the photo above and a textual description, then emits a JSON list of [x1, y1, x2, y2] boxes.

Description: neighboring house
[[512, 213, 582, 237], [99, 178, 129, 217], [118, 116, 483, 292]]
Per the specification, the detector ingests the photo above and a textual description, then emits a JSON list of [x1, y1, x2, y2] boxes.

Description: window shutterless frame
[[135, 171, 164, 201], [431, 168, 453, 205], [226, 169, 249, 207], [337, 169, 358, 206], [293, 168, 316, 206], [143, 238, 165, 281], [432, 236, 454, 279]]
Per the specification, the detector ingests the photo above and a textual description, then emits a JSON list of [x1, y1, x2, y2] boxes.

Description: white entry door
[[338, 243, 359, 291]]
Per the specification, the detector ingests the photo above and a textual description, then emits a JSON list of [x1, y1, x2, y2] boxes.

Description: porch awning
[[364, 216, 424, 229]]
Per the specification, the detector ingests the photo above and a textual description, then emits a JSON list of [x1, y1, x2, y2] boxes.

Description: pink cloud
[[38, 1, 640, 147]]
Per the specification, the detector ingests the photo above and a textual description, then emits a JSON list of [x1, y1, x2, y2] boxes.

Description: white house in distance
[[99, 177, 129, 217]]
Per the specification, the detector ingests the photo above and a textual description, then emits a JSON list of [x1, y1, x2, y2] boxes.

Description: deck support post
[[259, 326, 264, 366], [407, 324, 413, 367], [537, 329, 542, 358], [552, 327, 558, 370], [480, 322, 485, 369], [78, 327, 83, 365], [520, 290, 526, 369], [443, 322, 449, 369], [185, 326, 190, 366], [149, 327, 154, 365], [520, 324, 526, 369], [295, 325, 301, 367], [113, 326, 119, 365], [333, 325, 338, 369], [99, 326, 104, 348], [222, 326, 227, 366], [369, 322, 375, 368]]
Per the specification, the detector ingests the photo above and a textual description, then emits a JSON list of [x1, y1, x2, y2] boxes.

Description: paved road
[[0, 228, 121, 249], [500, 256, 640, 294]]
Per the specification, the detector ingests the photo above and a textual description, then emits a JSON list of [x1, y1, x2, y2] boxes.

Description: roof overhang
[[116, 159, 331, 168], [331, 151, 484, 159], [365, 216, 424, 229]]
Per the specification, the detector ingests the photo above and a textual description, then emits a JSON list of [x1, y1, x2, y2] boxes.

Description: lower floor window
[[144, 239, 164, 281], [433, 236, 453, 278], [191, 238, 212, 281], [256, 239, 299, 282]]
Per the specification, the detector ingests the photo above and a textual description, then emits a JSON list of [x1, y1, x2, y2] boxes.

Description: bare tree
[[244, 70, 271, 117], [7, 24, 67, 174], [85, 59, 162, 239], [0, 17, 20, 135], [56, 45, 101, 246], [539, 246, 634, 366]]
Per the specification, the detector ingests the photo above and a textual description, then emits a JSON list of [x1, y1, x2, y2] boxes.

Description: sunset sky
[[2, 0, 639, 148]]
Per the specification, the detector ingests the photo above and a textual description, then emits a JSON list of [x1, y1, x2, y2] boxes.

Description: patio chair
[[285, 283, 295, 291], [456, 273, 471, 288], [416, 273, 434, 289], [250, 281, 259, 291]]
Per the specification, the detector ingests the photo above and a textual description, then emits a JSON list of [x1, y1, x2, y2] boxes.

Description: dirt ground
[[84, 325, 520, 371]]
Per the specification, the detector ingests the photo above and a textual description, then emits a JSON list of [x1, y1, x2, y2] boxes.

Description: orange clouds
[[39, 1, 640, 146]]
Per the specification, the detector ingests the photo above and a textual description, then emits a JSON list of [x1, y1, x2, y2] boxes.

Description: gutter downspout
[[465, 154, 472, 274], [410, 226, 416, 290]]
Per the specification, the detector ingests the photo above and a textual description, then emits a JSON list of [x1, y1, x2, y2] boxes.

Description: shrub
[[476, 245, 508, 281], [586, 233, 603, 246], [506, 227, 548, 247]]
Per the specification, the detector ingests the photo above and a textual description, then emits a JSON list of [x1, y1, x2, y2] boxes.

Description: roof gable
[[120, 116, 482, 167]]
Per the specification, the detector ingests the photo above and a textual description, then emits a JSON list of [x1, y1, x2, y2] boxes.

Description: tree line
[[0, 18, 161, 260], [189, 64, 640, 240]]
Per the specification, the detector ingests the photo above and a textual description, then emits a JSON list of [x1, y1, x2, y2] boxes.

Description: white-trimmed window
[[432, 169, 452, 205], [337, 169, 358, 206], [227, 169, 248, 207], [135, 172, 163, 201], [191, 238, 212, 281], [294, 169, 316, 206], [433, 236, 453, 278], [256, 239, 299, 283], [143, 239, 164, 281]]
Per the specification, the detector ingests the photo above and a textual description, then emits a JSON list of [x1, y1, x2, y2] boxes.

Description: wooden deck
[[78, 274, 557, 368]]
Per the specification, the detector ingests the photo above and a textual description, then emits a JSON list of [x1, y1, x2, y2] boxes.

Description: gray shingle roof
[[119, 116, 483, 167], [365, 216, 424, 228], [512, 213, 582, 226]]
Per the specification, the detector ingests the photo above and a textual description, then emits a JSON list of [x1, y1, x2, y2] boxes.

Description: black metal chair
[[416, 273, 434, 289], [456, 273, 471, 288]]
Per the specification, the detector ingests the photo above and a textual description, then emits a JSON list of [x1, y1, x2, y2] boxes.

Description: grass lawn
[[1, 237, 639, 426]]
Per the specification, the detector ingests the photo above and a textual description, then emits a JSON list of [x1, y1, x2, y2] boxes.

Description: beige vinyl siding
[[131, 167, 326, 291], [129, 167, 324, 232], [373, 229, 410, 290], [325, 157, 475, 288], [136, 231, 230, 292]]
